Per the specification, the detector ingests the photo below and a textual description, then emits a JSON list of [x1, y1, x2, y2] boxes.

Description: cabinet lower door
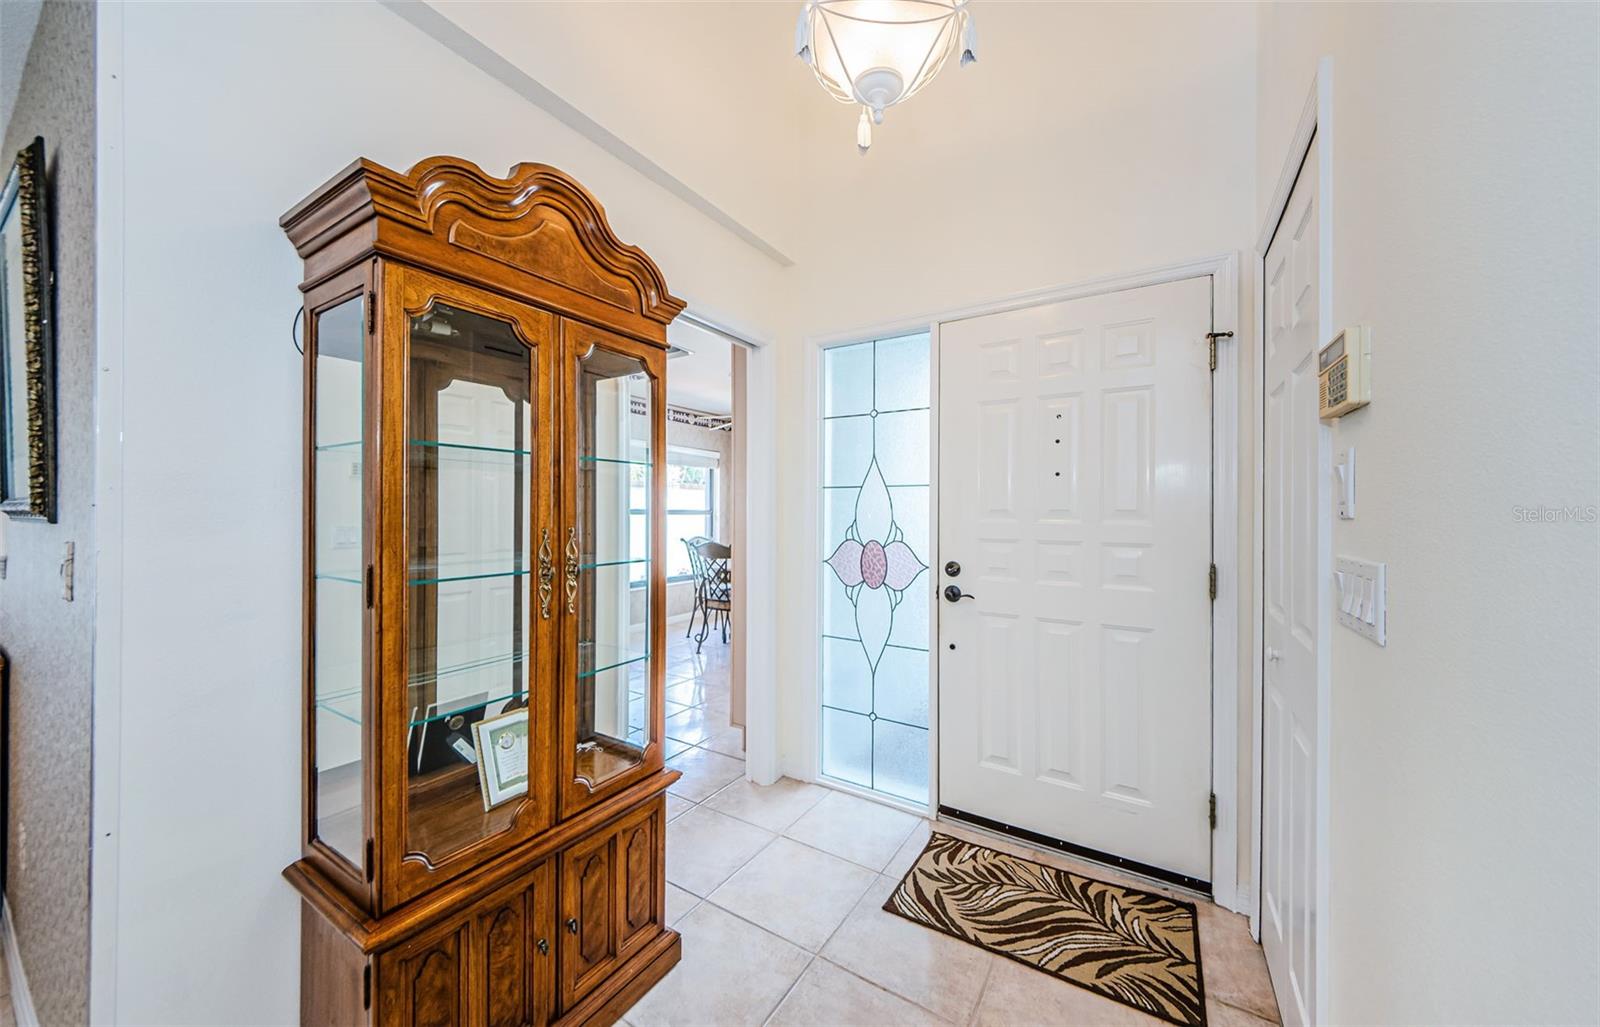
[[559, 799, 663, 1010], [376, 860, 556, 1027], [378, 918, 473, 1027], [474, 863, 557, 1027]]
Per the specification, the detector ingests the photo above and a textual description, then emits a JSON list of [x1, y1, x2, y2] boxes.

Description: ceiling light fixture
[[795, 0, 977, 155]]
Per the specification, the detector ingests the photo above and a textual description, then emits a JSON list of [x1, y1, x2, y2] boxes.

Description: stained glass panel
[[818, 333, 931, 804]]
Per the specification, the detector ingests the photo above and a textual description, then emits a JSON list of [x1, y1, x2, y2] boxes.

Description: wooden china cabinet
[[281, 155, 685, 1027]]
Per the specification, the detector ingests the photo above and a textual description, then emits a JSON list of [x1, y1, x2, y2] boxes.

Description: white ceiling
[[665, 319, 733, 415], [416, 2, 1256, 284]]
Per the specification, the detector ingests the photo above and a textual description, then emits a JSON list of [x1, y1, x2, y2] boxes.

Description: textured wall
[[1256, 3, 1600, 1023], [0, 2, 95, 1024]]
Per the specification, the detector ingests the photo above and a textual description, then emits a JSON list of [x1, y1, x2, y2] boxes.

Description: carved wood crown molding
[[281, 155, 686, 326]]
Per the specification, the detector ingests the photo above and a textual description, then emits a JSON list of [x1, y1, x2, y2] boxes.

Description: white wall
[[771, 1, 1261, 879], [97, 2, 787, 1022], [1256, 3, 1600, 1023]]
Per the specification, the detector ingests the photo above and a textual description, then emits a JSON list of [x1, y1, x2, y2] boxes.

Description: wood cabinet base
[[553, 929, 680, 1027], [294, 786, 674, 1027]]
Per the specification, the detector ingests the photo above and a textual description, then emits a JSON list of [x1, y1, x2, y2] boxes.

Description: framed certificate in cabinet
[[474, 707, 530, 810]]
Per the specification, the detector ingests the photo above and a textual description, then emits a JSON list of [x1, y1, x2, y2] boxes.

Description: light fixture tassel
[[795, 1, 815, 64], [856, 107, 872, 154]]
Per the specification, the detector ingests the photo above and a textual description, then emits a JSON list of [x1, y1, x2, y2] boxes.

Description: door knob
[[1266, 647, 1281, 662], [536, 938, 549, 956], [566, 917, 579, 934], [943, 585, 976, 603]]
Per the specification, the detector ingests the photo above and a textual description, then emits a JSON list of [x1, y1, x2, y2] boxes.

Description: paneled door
[[937, 276, 1213, 883], [1261, 133, 1327, 1027]]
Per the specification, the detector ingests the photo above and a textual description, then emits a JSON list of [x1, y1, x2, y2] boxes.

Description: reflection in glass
[[404, 303, 532, 859], [818, 334, 931, 803], [312, 296, 365, 864], [576, 346, 653, 788]]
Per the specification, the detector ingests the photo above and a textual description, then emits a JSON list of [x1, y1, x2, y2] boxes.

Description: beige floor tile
[[665, 806, 774, 897], [708, 838, 876, 951], [665, 883, 698, 927], [664, 793, 695, 823], [703, 777, 827, 833], [666, 746, 746, 802], [820, 874, 996, 1024], [1197, 904, 1279, 1022], [1205, 997, 1281, 1027], [665, 706, 717, 745], [624, 903, 810, 1027], [698, 722, 746, 758], [882, 819, 933, 881], [768, 958, 951, 1027], [974, 957, 1165, 1027], [665, 679, 712, 707], [784, 791, 921, 871]]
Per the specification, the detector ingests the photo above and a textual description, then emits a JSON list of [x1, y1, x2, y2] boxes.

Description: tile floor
[[631, 628, 1280, 1027]]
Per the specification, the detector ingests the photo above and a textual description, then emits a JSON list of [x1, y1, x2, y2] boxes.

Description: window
[[630, 458, 716, 585], [818, 333, 931, 805]]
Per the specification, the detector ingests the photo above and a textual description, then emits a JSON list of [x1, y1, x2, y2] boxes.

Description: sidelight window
[[818, 333, 931, 804]]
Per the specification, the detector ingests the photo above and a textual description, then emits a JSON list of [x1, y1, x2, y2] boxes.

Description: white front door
[[1261, 134, 1327, 1027], [937, 276, 1214, 883]]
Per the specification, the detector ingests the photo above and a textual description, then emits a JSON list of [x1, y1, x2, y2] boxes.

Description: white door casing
[[1260, 132, 1327, 1027], [937, 276, 1214, 883]]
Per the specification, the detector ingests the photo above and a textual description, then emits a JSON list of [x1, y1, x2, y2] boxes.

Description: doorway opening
[[646, 318, 747, 758]]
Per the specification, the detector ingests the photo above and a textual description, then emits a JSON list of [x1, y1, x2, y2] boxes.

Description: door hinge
[[365, 838, 375, 882], [366, 290, 376, 335], [362, 964, 372, 1009], [1208, 563, 1218, 600], [1206, 330, 1232, 372], [364, 564, 374, 609], [1208, 792, 1218, 830]]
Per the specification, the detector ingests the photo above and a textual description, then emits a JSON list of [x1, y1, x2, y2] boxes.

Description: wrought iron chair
[[693, 540, 732, 653], [681, 536, 711, 639]]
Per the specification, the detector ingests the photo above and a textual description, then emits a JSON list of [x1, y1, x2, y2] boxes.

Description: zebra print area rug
[[884, 833, 1206, 1026]]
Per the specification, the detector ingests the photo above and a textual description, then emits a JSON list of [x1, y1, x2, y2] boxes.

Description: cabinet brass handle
[[566, 917, 579, 935], [564, 527, 579, 615], [537, 528, 554, 620], [536, 938, 549, 956]]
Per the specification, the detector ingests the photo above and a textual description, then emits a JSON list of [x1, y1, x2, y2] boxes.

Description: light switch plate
[[1335, 447, 1356, 519], [1335, 556, 1385, 645]]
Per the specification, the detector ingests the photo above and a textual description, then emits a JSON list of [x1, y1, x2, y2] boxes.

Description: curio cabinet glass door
[[560, 320, 665, 815], [381, 267, 556, 907], [306, 273, 373, 889]]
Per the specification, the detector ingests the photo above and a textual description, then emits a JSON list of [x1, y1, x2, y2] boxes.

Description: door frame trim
[[798, 252, 1245, 912], [1252, 56, 1334, 1025]]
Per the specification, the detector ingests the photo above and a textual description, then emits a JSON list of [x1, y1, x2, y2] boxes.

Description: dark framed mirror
[[0, 137, 55, 522]]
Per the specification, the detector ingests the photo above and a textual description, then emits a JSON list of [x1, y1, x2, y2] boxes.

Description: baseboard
[[1, 895, 39, 1027]]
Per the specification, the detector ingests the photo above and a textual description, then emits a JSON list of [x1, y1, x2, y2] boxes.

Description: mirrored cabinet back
[[282, 155, 686, 1027]]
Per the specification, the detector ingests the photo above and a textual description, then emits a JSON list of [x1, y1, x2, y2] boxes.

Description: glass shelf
[[407, 649, 528, 686], [407, 567, 530, 586], [316, 689, 363, 727], [580, 557, 649, 571], [578, 641, 648, 679], [406, 689, 527, 728], [411, 439, 531, 456], [315, 440, 363, 452], [316, 571, 363, 585], [579, 455, 651, 467]]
